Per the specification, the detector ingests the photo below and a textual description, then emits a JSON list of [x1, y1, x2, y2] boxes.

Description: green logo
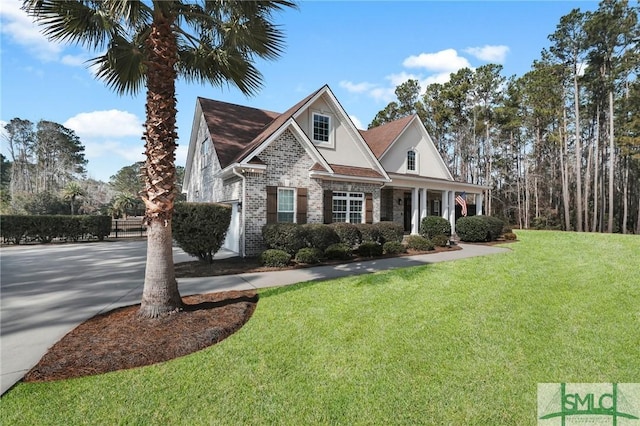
[[538, 383, 640, 425]]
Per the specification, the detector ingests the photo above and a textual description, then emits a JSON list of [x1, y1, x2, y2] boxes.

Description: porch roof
[[385, 172, 489, 192]]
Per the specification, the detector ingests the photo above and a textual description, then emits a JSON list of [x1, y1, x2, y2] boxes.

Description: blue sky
[[1, 0, 599, 182]]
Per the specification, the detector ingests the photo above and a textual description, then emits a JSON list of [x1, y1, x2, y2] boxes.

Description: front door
[[403, 192, 412, 232]]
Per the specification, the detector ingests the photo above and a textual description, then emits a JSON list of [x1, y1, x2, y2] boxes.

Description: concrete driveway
[[0, 239, 510, 395], [0, 239, 199, 395]]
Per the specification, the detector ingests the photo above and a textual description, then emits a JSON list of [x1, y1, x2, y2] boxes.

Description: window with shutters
[[332, 192, 364, 223], [277, 188, 295, 223]]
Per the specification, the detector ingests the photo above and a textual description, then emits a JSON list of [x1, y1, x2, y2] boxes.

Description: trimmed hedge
[[302, 224, 340, 251], [405, 235, 435, 251], [376, 221, 404, 244], [295, 247, 323, 264], [329, 222, 361, 247], [0, 215, 112, 244], [383, 241, 406, 255], [357, 241, 383, 257], [325, 243, 352, 260], [260, 249, 291, 267], [431, 234, 449, 247], [456, 216, 490, 242], [420, 216, 451, 239], [262, 223, 308, 255], [172, 202, 231, 263], [485, 216, 505, 241], [356, 223, 382, 244]]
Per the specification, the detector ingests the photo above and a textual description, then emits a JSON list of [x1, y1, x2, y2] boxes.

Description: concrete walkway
[[0, 240, 509, 395]]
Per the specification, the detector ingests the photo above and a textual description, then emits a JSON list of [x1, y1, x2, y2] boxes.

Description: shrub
[[262, 223, 308, 255], [329, 222, 361, 247], [83, 216, 112, 241], [295, 247, 323, 264], [431, 234, 449, 247], [172, 202, 232, 263], [405, 235, 434, 251], [504, 232, 517, 241], [456, 216, 490, 242], [484, 216, 505, 241], [420, 216, 451, 239], [383, 241, 406, 255], [302, 224, 340, 251], [0, 215, 32, 244], [356, 223, 382, 244], [29, 215, 63, 243], [260, 249, 291, 267], [357, 241, 383, 257], [324, 243, 352, 260], [375, 221, 404, 244]]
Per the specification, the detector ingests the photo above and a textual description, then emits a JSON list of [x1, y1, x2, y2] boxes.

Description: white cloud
[[61, 54, 90, 67], [403, 49, 471, 73], [0, 0, 63, 61], [464, 45, 510, 63], [424, 72, 454, 86], [64, 110, 143, 138], [339, 80, 377, 94], [349, 115, 363, 130], [369, 87, 396, 103]]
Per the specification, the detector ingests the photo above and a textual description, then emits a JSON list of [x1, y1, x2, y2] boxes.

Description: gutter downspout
[[232, 167, 246, 258]]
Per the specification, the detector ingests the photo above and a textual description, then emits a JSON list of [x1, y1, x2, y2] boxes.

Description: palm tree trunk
[[139, 11, 182, 318]]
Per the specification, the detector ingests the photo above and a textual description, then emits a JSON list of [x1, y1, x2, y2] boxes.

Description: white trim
[[310, 111, 334, 147], [331, 191, 365, 224], [277, 187, 296, 223], [308, 170, 389, 184]]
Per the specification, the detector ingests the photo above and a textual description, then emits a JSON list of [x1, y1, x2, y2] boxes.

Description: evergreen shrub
[[383, 241, 406, 255], [172, 202, 231, 263], [431, 234, 449, 247], [329, 222, 361, 247], [324, 243, 352, 260], [356, 223, 382, 244], [295, 247, 323, 264], [405, 235, 434, 251], [302, 224, 340, 251], [484, 216, 505, 241], [260, 249, 291, 267], [420, 216, 451, 239], [375, 221, 404, 243], [357, 241, 383, 257], [456, 216, 490, 242], [504, 232, 517, 240], [262, 223, 308, 255]]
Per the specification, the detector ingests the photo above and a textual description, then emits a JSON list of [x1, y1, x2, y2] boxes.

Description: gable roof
[[359, 114, 414, 159], [197, 97, 279, 169]]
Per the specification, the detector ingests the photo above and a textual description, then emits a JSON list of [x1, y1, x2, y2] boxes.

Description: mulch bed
[[23, 290, 258, 383]]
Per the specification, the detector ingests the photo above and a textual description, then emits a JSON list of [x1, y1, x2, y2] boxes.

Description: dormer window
[[312, 112, 331, 144], [407, 150, 417, 172]]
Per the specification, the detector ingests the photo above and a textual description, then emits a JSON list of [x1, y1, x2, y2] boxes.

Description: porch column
[[420, 187, 428, 222], [441, 191, 449, 221], [449, 191, 456, 235], [411, 187, 420, 234], [475, 192, 483, 215]]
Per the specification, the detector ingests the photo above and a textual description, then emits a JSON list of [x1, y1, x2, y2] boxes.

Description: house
[[183, 85, 487, 257]]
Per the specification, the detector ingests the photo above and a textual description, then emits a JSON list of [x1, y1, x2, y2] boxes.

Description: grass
[[1, 230, 639, 425]]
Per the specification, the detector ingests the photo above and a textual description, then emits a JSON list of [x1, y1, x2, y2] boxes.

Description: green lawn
[[1, 230, 639, 425]]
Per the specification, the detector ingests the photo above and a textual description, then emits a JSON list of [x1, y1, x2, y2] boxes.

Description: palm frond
[[88, 32, 147, 96]]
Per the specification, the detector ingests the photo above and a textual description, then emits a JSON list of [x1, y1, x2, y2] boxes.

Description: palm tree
[[61, 181, 85, 216], [24, 0, 296, 317], [112, 192, 139, 219]]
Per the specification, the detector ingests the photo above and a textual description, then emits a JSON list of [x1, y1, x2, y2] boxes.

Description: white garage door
[[223, 202, 240, 254]]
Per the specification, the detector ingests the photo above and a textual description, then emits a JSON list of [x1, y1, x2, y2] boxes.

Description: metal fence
[[110, 217, 147, 239]]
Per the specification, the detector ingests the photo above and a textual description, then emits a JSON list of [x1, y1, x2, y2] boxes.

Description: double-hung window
[[277, 188, 295, 223], [407, 150, 416, 172], [200, 138, 210, 168], [332, 192, 364, 223], [312, 112, 331, 144]]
